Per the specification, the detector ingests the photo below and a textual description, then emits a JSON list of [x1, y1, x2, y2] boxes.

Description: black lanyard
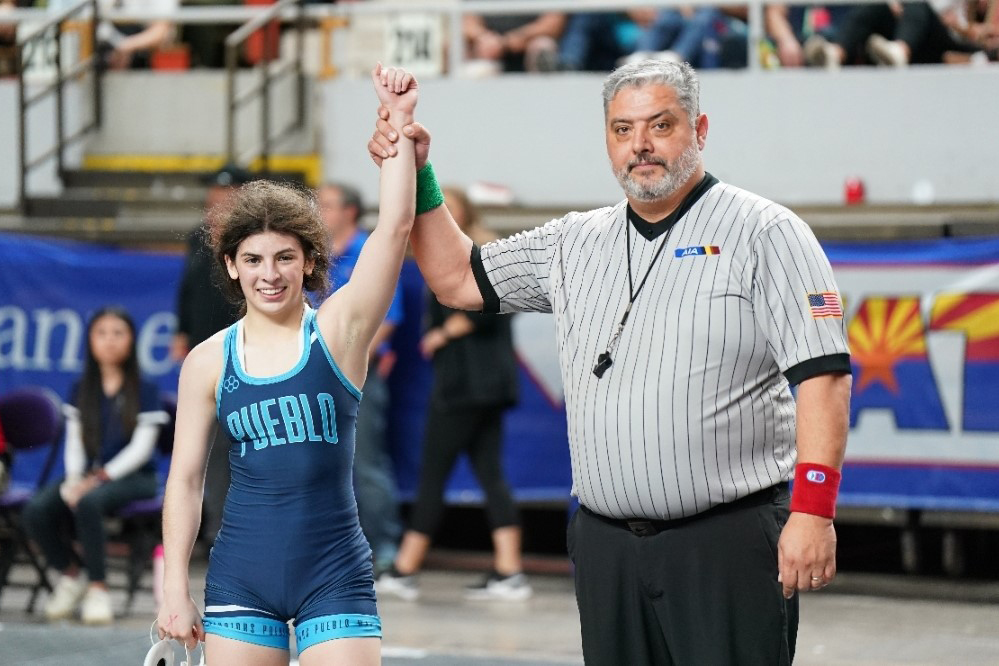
[[593, 219, 676, 378]]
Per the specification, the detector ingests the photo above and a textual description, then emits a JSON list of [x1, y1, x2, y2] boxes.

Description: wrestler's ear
[[225, 255, 239, 280]]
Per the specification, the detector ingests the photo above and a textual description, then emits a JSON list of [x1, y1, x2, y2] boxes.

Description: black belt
[[582, 482, 789, 537]]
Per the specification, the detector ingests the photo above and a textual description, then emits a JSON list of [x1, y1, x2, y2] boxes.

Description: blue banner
[[3, 231, 997, 512], [0, 232, 571, 501], [0, 232, 182, 400]]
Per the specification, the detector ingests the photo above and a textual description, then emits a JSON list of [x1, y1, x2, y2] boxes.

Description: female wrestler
[[156, 64, 417, 665]]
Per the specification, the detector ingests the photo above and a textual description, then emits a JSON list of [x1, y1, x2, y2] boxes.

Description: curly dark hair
[[208, 180, 332, 309]]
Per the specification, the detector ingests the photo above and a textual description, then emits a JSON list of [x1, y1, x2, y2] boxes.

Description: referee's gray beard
[[614, 140, 701, 203]]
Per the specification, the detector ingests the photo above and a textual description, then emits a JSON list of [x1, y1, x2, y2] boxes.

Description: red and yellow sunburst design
[[929, 293, 999, 361], [848, 297, 927, 393]]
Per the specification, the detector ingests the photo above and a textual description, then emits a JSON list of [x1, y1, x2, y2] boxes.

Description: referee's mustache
[[628, 154, 668, 171]]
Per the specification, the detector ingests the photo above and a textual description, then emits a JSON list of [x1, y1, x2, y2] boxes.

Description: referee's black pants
[[568, 484, 797, 665]]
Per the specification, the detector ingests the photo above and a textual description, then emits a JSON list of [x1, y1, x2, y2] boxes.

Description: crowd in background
[[1, 0, 996, 75], [462, 0, 999, 70]]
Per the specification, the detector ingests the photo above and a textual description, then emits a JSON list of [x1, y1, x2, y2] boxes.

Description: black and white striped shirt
[[472, 174, 850, 520]]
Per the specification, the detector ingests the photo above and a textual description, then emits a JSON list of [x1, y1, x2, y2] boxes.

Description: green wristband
[[416, 162, 445, 216]]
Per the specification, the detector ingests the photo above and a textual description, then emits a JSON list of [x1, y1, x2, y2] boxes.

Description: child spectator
[[22, 307, 167, 625]]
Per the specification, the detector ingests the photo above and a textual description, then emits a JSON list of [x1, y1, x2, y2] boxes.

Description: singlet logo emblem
[[223, 376, 240, 393], [806, 470, 827, 483]]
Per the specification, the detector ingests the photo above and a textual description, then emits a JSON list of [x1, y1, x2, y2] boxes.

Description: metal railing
[[16, 0, 102, 212], [224, 0, 306, 172], [2, 0, 888, 79]]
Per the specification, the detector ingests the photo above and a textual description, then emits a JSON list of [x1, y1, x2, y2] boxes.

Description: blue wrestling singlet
[[202, 307, 381, 653]]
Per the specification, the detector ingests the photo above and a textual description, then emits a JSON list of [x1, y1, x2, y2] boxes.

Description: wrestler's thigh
[[298, 636, 381, 666], [205, 634, 289, 666]]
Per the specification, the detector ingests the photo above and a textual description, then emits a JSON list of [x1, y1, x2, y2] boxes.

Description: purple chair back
[[0, 387, 63, 453], [0, 387, 63, 504]]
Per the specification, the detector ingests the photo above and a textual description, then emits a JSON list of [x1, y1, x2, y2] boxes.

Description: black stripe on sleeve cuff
[[784, 353, 852, 386], [470, 244, 501, 314]]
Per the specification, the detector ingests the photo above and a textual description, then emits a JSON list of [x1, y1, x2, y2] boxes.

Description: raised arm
[[157, 338, 223, 649], [366, 108, 484, 312], [318, 65, 417, 387], [411, 205, 484, 312]]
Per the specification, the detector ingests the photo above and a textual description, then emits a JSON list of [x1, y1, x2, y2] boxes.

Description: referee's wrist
[[790, 462, 841, 519]]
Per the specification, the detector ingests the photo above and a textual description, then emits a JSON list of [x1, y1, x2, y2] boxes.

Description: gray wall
[[0, 71, 312, 209], [4, 67, 996, 211], [323, 67, 998, 209], [0, 83, 15, 209], [88, 71, 313, 156]]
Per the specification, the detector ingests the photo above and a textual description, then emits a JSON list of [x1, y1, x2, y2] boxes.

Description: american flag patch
[[807, 292, 843, 318]]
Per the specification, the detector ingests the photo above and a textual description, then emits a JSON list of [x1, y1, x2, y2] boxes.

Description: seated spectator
[[620, 7, 729, 68], [22, 307, 167, 625], [462, 6, 565, 74], [560, 7, 746, 71], [181, 0, 240, 68], [803, 1, 983, 67], [764, 3, 855, 67], [921, 0, 997, 63], [0, 0, 19, 77], [0, 0, 13, 42], [93, 0, 178, 69]]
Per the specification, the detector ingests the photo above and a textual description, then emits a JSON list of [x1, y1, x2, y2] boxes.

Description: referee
[[369, 59, 851, 665]]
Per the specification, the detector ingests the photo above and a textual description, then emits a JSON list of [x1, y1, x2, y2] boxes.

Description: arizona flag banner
[[826, 237, 999, 510]]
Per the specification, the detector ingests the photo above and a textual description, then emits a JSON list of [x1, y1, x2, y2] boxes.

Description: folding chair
[[0, 386, 64, 612], [109, 393, 177, 615]]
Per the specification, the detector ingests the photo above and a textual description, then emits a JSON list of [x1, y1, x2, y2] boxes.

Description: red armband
[[790, 462, 841, 519]]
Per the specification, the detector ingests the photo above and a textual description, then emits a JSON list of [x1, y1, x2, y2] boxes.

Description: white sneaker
[[804, 35, 841, 70], [618, 50, 656, 67], [80, 586, 114, 625], [464, 571, 533, 601], [44, 574, 87, 621], [866, 34, 908, 67], [375, 569, 420, 602], [651, 50, 682, 64]]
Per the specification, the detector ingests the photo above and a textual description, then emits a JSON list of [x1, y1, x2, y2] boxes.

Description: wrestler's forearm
[[160, 475, 203, 599]]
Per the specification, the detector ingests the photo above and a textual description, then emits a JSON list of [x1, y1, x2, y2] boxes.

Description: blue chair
[[109, 393, 176, 615], [0, 387, 64, 613]]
